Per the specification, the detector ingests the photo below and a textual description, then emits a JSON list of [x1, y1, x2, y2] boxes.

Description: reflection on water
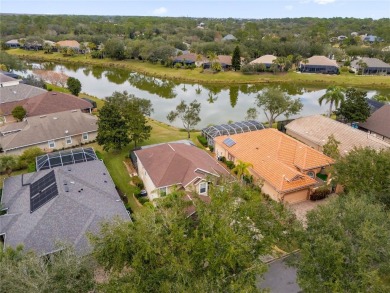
[[22, 61, 384, 128]]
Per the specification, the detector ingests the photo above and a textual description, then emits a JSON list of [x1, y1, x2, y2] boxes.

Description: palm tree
[[357, 59, 368, 75], [232, 160, 253, 182], [318, 86, 346, 117], [301, 58, 309, 72]]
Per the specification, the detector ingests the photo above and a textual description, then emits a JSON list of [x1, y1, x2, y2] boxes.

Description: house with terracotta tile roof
[[359, 105, 390, 143], [133, 142, 230, 200], [0, 91, 93, 123], [55, 40, 80, 50], [214, 129, 334, 203], [285, 115, 390, 155]]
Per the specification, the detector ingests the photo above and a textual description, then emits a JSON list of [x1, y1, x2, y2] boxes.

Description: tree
[[97, 103, 130, 151], [372, 94, 390, 103], [232, 160, 253, 182], [298, 196, 390, 292], [229, 86, 239, 108], [0, 155, 17, 176], [0, 245, 95, 293], [90, 182, 300, 292], [232, 45, 241, 71], [322, 134, 341, 160], [66, 77, 82, 96], [22, 74, 46, 89], [11, 106, 26, 121], [255, 88, 303, 127], [332, 147, 390, 203], [356, 59, 368, 74], [0, 51, 25, 72], [318, 86, 345, 117], [245, 107, 258, 121], [336, 88, 370, 123], [167, 99, 201, 138], [97, 91, 153, 150], [104, 38, 126, 60]]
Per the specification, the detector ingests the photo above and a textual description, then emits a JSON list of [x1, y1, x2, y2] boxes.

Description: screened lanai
[[202, 120, 265, 147], [36, 147, 98, 171]]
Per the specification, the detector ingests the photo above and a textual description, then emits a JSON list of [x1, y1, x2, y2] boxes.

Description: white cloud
[[285, 5, 294, 10], [152, 7, 167, 16], [313, 0, 336, 4]]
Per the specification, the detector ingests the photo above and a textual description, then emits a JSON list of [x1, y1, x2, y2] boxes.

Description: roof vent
[[65, 130, 69, 134], [53, 117, 58, 120], [40, 115, 47, 118]]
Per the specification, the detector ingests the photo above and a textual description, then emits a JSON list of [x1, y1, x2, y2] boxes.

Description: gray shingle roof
[[250, 55, 277, 65], [0, 160, 130, 255], [359, 105, 390, 138], [351, 57, 390, 69], [0, 109, 97, 152], [0, 83, 47, 104], [285, 115, 390, 155]]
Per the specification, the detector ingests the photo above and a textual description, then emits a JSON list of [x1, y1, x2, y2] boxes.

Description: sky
[[0, 0, 389, 19]]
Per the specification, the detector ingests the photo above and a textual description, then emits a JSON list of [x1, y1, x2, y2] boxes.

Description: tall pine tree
[[232, 46, 241, 71]]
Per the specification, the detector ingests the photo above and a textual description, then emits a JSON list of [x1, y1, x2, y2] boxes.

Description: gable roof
[[302, 56, 339, 67], [0, 83, 47, 105], [222, 34, 237, 41], [217, 55, 232, 66], [0, 91, 93, 117], [173, 53, 207, 63], [250, 55, 277, 65], [134, 143, 229, 188], [0, 109, 97, 152], [359, 105, 390, 138], [0, 160, 130, 255], [285, 115, 390, 155], [0, 73, 18, 84], [214, 129, 334, 193]]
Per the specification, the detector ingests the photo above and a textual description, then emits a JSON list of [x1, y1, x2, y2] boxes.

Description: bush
[[95, 150, 103, 160], [226, 160, 235, 169], [132, 176, 144, 189], [18, 147, 44, 169], [310, 185, 331, 201], [219, 156, 226, 163], [209, 145, 214, 152], [197, 135, 208, 147], [138, 197, 150, 205]]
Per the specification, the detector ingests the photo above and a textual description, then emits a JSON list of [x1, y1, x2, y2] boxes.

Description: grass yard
[[8, 49, 390, 89]]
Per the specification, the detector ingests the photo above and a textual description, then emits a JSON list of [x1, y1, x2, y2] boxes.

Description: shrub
[[209, 145, 214, 152], [11, 106, 26, 121], [132, 176, 144, 189], [310, 185, 331, 201], [197, 135, 208, 147], [95, 150, 103, 160], [219, 156, 226, 163], [138, 197, 150, 205], [18, 147, 44, 169], [226, 160, 235, 169]]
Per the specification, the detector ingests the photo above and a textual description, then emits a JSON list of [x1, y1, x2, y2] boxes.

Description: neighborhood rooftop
[[134, 143, 229, 188], [359, 105, 390, 139], [285, 115, 390, 154], [0, 91, 93, 117], [0, 83, 47, 104], [214, 129, 334, 193], [303, 55, 339, 67], [0, 109, 97, 152], [0, 160, 130, 255], [250, 54, 277, 65]]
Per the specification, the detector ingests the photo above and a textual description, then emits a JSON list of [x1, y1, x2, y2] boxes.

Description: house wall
[[261, 181, 282, 201], [3, 131, 97, 155], [136, 158, 159, 200], [365, 130, 390, 143]]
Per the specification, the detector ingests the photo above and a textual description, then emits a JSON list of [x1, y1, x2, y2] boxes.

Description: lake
[[22, 61, 382, 129]]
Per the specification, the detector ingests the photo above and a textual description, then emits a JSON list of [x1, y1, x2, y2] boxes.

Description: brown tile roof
[[303, 55, 339, 67], [250, 55, 277, 65], [0, 110, 97, 152], [56, 40, 80, 48], [285, 115, 390, 155], [359, 105, 390, 138], [134, 143, 229, 188], [0, 92, 92, 117], [217, 55, 232, 66], [214, 129, 334, 193]]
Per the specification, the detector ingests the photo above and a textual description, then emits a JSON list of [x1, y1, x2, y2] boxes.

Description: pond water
[[21, 61, 383, 129]]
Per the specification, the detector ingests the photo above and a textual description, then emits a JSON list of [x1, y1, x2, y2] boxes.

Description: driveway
[[289, 195, 336, 226]]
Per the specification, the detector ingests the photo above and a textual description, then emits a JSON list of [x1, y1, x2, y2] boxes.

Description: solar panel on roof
[[30, 170, 58, 213], [223, 137, 236, 147]]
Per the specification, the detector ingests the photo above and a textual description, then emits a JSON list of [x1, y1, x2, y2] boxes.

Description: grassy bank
[[8, 49, 390, 89]]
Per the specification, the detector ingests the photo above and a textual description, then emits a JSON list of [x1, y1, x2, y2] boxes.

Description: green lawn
[[8, 49, 390, 89]]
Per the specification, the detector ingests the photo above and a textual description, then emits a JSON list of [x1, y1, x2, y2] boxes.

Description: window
[[48, 140, 55, 148], [82, 132, 88, 140], [307, 171, 315, 178], [159, 187, 167, 196], [65, 136, 72, 145], [199, 182, 207, 194]]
